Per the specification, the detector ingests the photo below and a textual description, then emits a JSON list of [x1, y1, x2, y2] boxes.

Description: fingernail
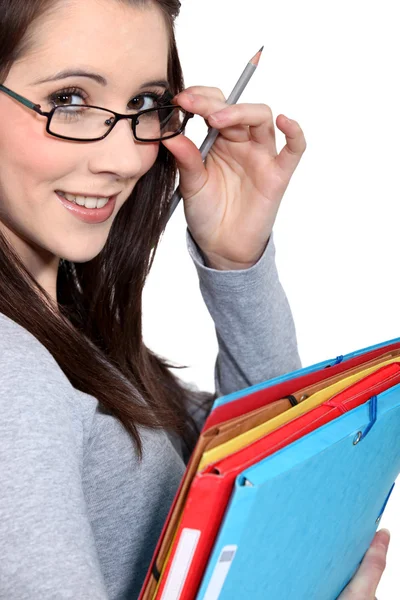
[[376, 528, 391, 551], [380, 528, 391, 540]]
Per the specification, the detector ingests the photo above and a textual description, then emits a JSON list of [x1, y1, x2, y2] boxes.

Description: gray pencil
[[166, 46, 264, 223]]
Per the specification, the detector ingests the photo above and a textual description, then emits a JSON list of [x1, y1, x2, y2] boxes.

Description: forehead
[[16, 0, 170, 86]]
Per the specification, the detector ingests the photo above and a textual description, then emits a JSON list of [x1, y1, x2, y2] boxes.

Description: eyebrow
[[31, 68, 169, 89]]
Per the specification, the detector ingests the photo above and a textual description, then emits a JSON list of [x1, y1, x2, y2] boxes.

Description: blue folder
[[196, 367, 400, 599]]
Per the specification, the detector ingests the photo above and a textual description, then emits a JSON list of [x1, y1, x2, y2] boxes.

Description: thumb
[[338, 528, 390, 599], [161, 134, 208, 200]]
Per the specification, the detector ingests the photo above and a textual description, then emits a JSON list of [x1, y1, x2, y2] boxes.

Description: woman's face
[[0, 0, 169, 294]]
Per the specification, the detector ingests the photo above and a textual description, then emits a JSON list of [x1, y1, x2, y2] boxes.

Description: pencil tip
[[250, 46, 264, 66]]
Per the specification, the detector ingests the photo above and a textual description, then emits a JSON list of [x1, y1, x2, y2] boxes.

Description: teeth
[[57, 191, 110, 209]]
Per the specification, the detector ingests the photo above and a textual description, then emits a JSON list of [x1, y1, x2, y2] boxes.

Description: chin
[[61, 252, 104, 264], [58, 241, 108, 264]]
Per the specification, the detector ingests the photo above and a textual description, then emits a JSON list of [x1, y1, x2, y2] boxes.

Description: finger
[[173, 92, 233, 133], [339, 529, 390, 599], [173, 92, 228, 125], [174, 96, 277, 153], [274, 114, 307, 174], [175, 86, 226, 103], [207, 103, 276, 151], [161, 133, 208, 200]]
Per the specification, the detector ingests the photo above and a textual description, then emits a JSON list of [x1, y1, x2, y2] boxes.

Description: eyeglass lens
[[49, 105, 186, 141]]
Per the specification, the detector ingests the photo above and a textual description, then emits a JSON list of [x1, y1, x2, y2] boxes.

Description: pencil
[[166, 45, 264, 223]]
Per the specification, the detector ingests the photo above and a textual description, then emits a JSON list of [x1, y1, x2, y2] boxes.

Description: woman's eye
[[50, 90, 86, 107], [129, 95, 160, 111]]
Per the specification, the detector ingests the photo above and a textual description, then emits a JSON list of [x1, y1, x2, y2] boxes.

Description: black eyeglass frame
[[0, 83, 195, 143]]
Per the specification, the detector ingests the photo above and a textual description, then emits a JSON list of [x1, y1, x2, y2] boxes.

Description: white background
[[142, 1, 400, 597]]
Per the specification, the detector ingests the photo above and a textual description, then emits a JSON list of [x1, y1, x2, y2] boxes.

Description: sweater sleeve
[[186, 229, 302, 397], [0, 320, 109, 599]]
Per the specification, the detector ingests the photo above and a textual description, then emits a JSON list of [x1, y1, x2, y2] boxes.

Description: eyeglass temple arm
[[0, 84, 45, 115]]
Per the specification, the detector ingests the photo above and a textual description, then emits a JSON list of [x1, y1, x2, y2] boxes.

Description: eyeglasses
[[0, 84, 194, 143]]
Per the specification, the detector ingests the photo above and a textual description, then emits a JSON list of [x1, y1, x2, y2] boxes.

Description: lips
[[55, 191, 117, 223]]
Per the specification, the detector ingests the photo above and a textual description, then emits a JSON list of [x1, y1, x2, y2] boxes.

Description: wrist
[[187, 229, 271, 271]]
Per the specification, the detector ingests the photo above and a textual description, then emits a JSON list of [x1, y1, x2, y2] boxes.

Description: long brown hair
[[0, 0, 214, 459]]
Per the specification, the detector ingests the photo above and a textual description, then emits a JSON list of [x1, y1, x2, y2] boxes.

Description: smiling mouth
[[56, 190, 113, 209]]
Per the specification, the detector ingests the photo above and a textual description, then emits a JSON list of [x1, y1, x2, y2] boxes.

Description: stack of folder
[[139, 337, 400, 600]]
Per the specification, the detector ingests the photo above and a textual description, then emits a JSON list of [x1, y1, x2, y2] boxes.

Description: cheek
[[2, 117, 76, 180], [140, 143, 161, 175], [27, 128, 81, 172]]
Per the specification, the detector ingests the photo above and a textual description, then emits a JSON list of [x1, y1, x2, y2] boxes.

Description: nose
[[88, 116, 148, 179]]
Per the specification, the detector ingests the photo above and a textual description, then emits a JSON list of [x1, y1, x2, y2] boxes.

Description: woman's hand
[[337, 528, 390, 599], [162, 86, 306, 270]]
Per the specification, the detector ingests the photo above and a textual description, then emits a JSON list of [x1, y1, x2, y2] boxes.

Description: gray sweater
[[0, 232, 301, 599]]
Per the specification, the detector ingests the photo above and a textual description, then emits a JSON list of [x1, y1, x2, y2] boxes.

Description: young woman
[[0, 0, 389, 598]]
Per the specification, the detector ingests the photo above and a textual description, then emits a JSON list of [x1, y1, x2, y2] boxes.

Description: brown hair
[[0, 0, 214, 459]]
